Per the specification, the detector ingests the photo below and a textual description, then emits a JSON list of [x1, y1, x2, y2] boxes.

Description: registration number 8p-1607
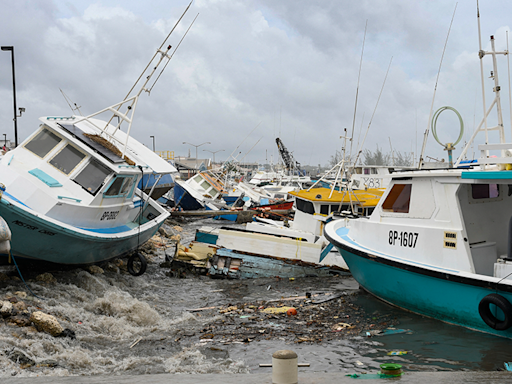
[[389, 230, 419, 248]]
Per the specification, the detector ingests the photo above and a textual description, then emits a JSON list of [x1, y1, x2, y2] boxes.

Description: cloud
[[1, 0, 512, 167]]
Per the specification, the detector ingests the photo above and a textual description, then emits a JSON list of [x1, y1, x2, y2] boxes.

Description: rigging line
[[123, 0, 193, 102], [238, 137, 263, 163], [351, 56, 393, 170], [507, 30, 512, 139], [418, 2, 457, 169], [148, 12, 199, 93], [60, 88, 83, 116], [104, 0, 193, 130], [226, 122, 262, 161], [349, 20, 368, 162]]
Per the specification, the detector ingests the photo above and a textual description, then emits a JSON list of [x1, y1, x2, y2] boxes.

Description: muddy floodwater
[[0, 217, 511, 378]]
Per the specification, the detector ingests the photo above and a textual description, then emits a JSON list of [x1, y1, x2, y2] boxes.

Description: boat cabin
[[2, 117, 168, 229], [358, 170, 512, 279]]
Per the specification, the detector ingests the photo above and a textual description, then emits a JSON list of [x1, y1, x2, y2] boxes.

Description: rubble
[[178, 288, 399, 345]]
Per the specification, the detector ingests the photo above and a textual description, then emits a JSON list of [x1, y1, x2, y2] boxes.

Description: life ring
[[478, 293, 512, 331], [127, 252, 147, 276]]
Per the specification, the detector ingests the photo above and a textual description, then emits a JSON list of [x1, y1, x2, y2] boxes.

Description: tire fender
[[478, 293, 512, 331]]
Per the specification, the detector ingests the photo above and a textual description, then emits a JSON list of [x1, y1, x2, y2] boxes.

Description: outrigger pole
[[455, 1, 511, 167]]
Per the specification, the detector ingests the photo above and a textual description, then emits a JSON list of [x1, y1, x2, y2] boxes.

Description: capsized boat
[[0, 10, 192, 271], [325, 12, 512, 338]]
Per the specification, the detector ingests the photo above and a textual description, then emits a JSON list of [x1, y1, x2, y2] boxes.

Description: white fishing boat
[[0, 7, 194, 274], [325, 8, 512, 338]]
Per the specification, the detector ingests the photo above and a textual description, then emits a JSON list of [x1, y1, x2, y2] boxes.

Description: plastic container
[[380, 363, 402, 376]]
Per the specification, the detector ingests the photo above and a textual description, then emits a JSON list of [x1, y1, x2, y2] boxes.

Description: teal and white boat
[[0, 20, 185, 273], [325, 8, 512, 338]]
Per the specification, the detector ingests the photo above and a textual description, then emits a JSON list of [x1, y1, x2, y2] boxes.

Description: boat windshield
[[296, 198, 315, 214], [104, 175, 135, 198], [24, 127, 61, 158], [73, 159, 111, 195], [49, 144, 85, 175]]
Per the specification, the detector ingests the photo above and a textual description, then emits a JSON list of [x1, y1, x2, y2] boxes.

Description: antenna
[[349, 20, 368, 162], [455, 2, 509, 166], [418, 2, 457, 169]]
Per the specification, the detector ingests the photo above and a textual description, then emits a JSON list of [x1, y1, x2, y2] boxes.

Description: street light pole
[[183, 141, 211, 169], [150, 135, 155, 152], [1, 46, 18, 147], [203, 149, 225, 164]]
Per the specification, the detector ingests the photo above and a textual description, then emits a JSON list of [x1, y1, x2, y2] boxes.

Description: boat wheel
[[127, 252, 147, 276]]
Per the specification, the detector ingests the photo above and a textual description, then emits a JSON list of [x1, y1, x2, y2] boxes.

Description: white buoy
[[272, 350, 298, 384]]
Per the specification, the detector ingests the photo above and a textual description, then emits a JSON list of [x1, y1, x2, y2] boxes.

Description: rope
[[9, 251, 45, 300]]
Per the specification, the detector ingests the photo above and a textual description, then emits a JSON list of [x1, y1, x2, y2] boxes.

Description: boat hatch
[[72, 158, 111, 195], [24, 127, 62, 158], [59, 123, 125, 164]]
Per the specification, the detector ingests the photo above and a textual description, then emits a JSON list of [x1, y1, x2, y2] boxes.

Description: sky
[[1, 0, 512, 168]]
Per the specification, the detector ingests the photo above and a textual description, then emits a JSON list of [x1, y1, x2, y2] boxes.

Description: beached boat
[[0, 13, 190, 273], [325, 12, 512, 338], [197, 186, 383, 271]]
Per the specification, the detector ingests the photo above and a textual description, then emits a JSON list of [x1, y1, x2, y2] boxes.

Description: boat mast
[[74, 1, 195, 158], [455, 3, 509, 166]]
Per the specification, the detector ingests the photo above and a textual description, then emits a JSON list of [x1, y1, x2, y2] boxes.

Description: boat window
[[209, 188, 219, 198], [193, 174, 203, 183], [201, 180, 211, 190], [331, 204, 340, 213], [24, 128, 61, 158], [320, 204, 329, 215], [73, 159, 111, 195], [371, 168, 378, 175], [471, 184, 499, 199], [382, 184, 411, 213], [296, 198, 315, 214], [49, 144, 85, 175], [104, 175, 135, 198], [364, 168, 370, 175]]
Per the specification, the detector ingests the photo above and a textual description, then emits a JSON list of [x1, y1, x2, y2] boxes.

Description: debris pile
[[179, 291, 399, 344]]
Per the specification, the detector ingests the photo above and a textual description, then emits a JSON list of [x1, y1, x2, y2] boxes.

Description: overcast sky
[[1, 0, 512, 168]]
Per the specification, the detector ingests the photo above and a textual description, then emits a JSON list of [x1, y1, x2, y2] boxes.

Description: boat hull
[[325, 225, 512, 338], [0, 198, 165, 265], [173, 181, 204, 210]]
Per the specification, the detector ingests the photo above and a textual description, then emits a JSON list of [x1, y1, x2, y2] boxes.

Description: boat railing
[[477, 143, 512, 169]]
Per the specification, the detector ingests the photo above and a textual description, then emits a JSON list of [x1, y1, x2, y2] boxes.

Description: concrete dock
[[2, 372, 511, 383]]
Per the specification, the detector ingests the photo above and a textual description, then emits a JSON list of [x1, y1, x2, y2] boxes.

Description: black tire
[[127, 252, 147, 276], [478, 293, 512, 331]]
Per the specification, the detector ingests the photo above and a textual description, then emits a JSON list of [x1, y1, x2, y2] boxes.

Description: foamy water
[[1, 218, 511, 377]]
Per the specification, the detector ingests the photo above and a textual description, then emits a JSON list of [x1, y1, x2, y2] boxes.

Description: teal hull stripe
[[461, 170, 512, 180], [334, 245, 512, 338]]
